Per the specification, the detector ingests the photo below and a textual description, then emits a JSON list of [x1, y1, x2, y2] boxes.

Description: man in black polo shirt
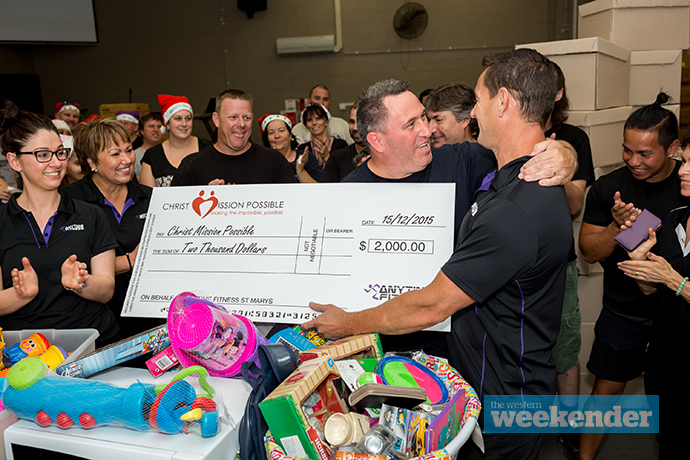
[[304, 49, 573, 459]]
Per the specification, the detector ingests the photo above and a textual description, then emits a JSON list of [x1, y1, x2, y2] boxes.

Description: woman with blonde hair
[[140, 95, 211, 187]]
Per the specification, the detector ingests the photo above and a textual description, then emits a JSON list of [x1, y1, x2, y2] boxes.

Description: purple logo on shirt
[[60, 224, 84, 232]]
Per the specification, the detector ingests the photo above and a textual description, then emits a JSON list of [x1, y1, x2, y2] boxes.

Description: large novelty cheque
[[123, 183, 455, 331]]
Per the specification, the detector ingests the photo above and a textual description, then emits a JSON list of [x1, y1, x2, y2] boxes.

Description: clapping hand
[[612, 191, 638, 229], [61, 254, 88, 291], [11, 257, 38, 300]]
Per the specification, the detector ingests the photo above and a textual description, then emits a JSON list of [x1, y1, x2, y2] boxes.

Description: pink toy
[[168, 292, 265, 377]]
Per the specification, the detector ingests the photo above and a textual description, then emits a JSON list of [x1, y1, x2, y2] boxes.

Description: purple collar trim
[[24, 211, 58, 246], [104, 197, 135, 224], [475, 170, 496, 196]]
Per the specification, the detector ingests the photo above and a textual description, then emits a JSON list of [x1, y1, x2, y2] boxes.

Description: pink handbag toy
[[168, 292, 267, 377]]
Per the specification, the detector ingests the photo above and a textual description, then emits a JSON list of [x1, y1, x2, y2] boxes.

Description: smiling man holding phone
[[578, 92, 688, 460]]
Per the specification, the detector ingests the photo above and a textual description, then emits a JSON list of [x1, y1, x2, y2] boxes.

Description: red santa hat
[[55, 101, 81, 115], [81, 114, 102, 123], [158, 94, 193, 124], [258, 114, 292, 136]]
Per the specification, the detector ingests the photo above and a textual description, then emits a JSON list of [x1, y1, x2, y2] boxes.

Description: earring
[[91, 167, 98, 173]]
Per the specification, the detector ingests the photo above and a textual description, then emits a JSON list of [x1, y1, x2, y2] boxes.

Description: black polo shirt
[[442, 156, 572, 398], [63, 176, 159, 337], [0, 192, 121, 346]]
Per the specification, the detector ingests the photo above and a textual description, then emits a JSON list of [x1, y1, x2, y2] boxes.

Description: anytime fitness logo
[[192, 190, 218, 219], [364, 283, 420, 301], [61, 223, 84, 232]]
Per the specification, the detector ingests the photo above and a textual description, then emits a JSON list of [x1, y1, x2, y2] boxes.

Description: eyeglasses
[[17, 147, 72, 163]]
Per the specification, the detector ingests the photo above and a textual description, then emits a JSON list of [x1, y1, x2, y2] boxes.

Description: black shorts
[[586, 307, 651, 382]]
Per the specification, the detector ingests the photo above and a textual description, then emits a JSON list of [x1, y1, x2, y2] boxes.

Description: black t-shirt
[[583, 162, 689, 319], [171, 143, 298, 186], [443, 156, 572, 397], [545, 123, 596, 261], [0, 192, 121, 346], [343, 142, 497, 243], [62, 176, 159, 337], [141, 138, 212, 187], [647, 205, 690, 372], [322, 144, 361, 183], [291, 145, 323, 182], [296, 139, 348, 182]]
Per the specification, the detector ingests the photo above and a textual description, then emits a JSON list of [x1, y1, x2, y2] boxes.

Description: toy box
[[379, 404, 434, 457], [299, 333, 383, 363], [269, 328, 319, 353], [2, 328, 98, 367], [425, 389, 466, 453], [55, 325, 168, 378], [260, 356, 340, 460]]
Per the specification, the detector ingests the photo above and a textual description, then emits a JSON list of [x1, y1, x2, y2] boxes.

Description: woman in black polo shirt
[[0, 100, 121, 347], [64, 118, 158, 338]]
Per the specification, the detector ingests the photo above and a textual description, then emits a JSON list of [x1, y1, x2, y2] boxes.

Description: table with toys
[[0, 292, 480, 460]]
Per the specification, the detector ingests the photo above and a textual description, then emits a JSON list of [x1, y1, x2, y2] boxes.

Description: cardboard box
[[260, 357, 339, 460], [517, 38, 630, 111], [629, 50, 682, 106], [632, 103, 680, 120], [568, 106, 633, 167], [55, 325, 168, 378], [299, 333, 383, 363], [578, 0, 690, 51], [99, 103, 150, 118]]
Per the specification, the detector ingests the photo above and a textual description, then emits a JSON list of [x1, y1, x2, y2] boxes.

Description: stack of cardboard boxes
[[517, 0, 690, 395], [520, 0, 689, 173]]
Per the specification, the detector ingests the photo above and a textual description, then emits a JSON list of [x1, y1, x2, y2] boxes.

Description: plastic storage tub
[[2, 328, 99, 368], [0, 329, 98, 460]]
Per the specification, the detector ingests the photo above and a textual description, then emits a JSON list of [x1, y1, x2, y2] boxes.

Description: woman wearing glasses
[[0, 100, 121, 347], [64, 118, 159, 338]]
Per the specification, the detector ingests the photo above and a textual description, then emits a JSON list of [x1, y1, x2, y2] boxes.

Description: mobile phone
[[613, 209, 662, 252]]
